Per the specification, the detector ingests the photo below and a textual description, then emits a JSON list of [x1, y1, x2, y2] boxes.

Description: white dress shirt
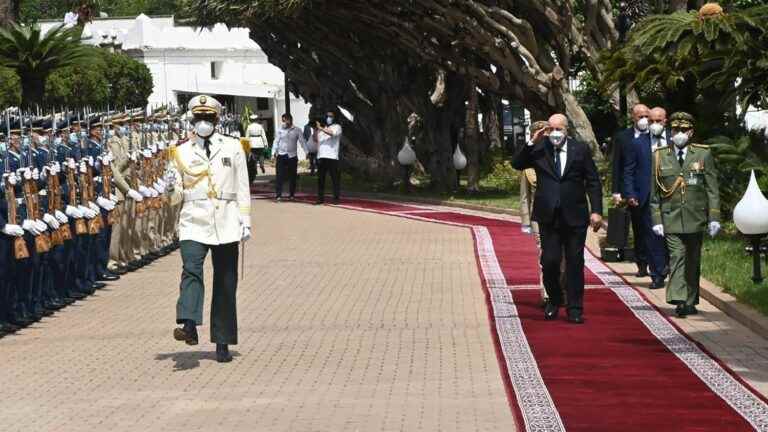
[[314, 124, 343, 160], [555, 141, 567, 176], [272, 126, 305, 158], [651, 132, 668, 150], [246, 122, 267, 149]]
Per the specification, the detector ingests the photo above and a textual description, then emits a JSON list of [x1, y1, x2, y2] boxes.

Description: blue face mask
[[22, 136, 31, 147], [54, 137, 63, 146], [69, 133, 79, 144]]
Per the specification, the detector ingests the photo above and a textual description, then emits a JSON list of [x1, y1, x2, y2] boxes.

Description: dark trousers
[[275, 154, 298, 198], [177, 240, 239, 344], [49, 243, 69, 300], [74, 232, 95, 294], [95, 222, 113, 276], [539, 214, 588, 312], [308, 152, 317, 175], [0, 237, 9, 325], [629, 201, 667, 278], [317, 158, 341, 201]]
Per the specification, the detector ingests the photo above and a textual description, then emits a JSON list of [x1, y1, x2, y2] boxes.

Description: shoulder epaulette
[[176, 138, 189, 145], [691, 143, 710, 149]]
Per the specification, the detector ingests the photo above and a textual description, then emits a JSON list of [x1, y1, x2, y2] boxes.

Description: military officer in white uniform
[[170, 95, 252, 363]]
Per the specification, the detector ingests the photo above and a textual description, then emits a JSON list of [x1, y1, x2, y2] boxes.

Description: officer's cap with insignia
[[188, 94, 222, 119], [669, 112, 695, 131]]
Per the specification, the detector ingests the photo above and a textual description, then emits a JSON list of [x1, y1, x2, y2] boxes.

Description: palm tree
[[0, 23, 90, 108]]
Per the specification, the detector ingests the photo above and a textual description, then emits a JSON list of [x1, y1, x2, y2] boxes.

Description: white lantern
[[397, 138, 417, 166], [734, 170, 768, 235], [453, 145, 467, 170]]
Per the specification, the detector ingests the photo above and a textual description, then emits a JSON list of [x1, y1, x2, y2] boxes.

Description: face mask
[[636, 117, 649, 131], [326, 117, 334, 125], [22, 136, 31, 147], [672, 132, 689, 148], [39, 136, 49, 146], [649, 122, 664, 137], [54, 137, 63, 146], [194, 120, 215, 138], [282, 122, 289, 129], [79, 131, 87, 138], [549, 130, 565, 147]]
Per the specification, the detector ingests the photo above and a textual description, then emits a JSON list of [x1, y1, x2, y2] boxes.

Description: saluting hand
[[590, 213, 603, 233]]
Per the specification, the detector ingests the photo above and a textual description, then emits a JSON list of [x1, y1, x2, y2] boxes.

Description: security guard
[[171, 95, 251, 363], [650, 112, 721, 318]]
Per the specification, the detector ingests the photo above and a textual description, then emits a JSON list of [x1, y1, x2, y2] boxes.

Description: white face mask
[[649, 122, 664, 137], [194, 120, 215, 138], [636, 117, 649, 131], [549, 130, 565, 147], [672, 132, 689, 148], [326, 117, 334, 125], [39, 136, 49, 146]]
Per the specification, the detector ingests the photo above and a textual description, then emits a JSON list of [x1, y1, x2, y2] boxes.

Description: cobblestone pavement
[[0, 199, 515, 432]]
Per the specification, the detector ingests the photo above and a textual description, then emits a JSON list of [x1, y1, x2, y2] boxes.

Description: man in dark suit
[[612, 104, 655, 277], [623, 106, 668, 289], [513, 114, 603, 324]]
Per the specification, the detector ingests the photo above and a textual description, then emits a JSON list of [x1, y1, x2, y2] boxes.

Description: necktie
[[204, 139, 211, 159], [554, 147, 562, 179], [678, 149, 684, 167]]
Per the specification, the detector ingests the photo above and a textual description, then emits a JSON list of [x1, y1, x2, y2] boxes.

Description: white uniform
[[246, 122, 268, 150], [171, 133, 251, 245]]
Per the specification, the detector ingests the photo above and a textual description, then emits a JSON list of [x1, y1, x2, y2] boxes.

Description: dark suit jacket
[[611, 128, 634, 195], [622, 132, 653, 206], [512, 138, 603, 227]]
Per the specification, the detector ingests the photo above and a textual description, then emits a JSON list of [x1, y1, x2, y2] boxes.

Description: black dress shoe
[[216, 344, 233, 363], [567, 310, 584, 324], [332, 198, 340, 204], [544, 302, 560, 320], [649, 278, 665, 289], [675, 304, 687, 318], [314, 200, 325, 205], [635, 265, 649, 278], [98, 273, 120, 282], [173, 321, 198, 345], [684, 305, 698, 315], [92, 282, 107, 290], [69, 291, 89, 300]]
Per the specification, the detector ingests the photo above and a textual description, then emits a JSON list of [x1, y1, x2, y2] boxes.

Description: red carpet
[[254, 190, 768, 431]]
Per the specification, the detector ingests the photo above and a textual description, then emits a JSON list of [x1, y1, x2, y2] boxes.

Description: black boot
[[216, 344, 233, 363]]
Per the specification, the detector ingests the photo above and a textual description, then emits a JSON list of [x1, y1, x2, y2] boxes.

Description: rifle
[[22, 111, 51, 253], [80, 108, 102, 235], [129, 115, 145, 216], [100, 114, 117, 225], [50, 112, 71, 242], [4, 109, 29, 259]]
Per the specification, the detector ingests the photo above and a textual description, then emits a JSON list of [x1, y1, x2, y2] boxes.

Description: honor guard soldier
[[650, 112, 721, 318], [171, 95, 251, 363]]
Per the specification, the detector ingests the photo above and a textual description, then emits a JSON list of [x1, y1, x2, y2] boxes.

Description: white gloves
[[149, 187, 159, 198], [708, 221, 721, 237], [240, 216, 251, 242], [32, 168, 40, 181], [21, 168, 32, 180], [127, 189, 144, 202], [110, 193, 118, 203], [79, 205, 97, 219], [521, 225, 532, 235], [97, 196, 115, 211], [153, 182, 165, 194], [87, 156, 94, 166], [89, 201, 100, 213], [138, 185, 152, 197], [66, 205, 83, 219], [52, 161, 61, 172], [55, 210, 69, 224], [22, 219, 42, 235], [35, 219, 48, 232], [43, 213, 60, 230], [2, 172, 18, 186], [652, 224, 664, 237], [2, 224, 24, 237], [67, 158, 76, 170], [79, 161, 87, 174]]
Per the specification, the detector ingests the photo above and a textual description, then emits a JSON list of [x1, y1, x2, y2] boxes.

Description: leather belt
[[183, 190, 237, 202]]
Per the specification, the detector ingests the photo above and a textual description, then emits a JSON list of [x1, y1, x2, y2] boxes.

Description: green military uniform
[[650, 112, 720, 312]]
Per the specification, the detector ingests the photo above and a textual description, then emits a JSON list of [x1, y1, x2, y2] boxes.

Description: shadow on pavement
[[154, 350, 241, 372]]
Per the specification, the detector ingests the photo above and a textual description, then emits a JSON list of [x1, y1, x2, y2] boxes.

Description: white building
[[40, 14, 312, 145]]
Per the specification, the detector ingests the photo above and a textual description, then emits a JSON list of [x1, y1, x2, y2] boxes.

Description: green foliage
[[0, 23, 90, 107], [601, 6, 768, 114], [573, 71, 618, 144], [0, 67, 21, 107], [705, 133, 768, 218], [481, 148, 520, 192], [44, 46, 152, 109]]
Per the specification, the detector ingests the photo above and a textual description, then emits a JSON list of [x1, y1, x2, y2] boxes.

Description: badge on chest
[[222, 157, 232, 167]]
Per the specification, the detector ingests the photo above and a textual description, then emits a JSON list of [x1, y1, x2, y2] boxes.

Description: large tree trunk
[[464, 80, 481, 192], [563, 92, 600, 156], [0, 0, 17, 27]]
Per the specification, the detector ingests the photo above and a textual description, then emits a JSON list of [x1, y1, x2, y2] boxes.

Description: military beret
[[670, 112, 695, 129]]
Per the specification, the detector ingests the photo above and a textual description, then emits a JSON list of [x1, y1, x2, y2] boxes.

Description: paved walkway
[[0, 199, 514, 432]]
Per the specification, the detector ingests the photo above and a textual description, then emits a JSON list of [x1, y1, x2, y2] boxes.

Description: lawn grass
[[294, 172, 521, 211], [701, 233, 768, 315]]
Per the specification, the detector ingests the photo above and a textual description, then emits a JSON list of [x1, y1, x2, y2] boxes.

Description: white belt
[[183, 190, 237, 202]]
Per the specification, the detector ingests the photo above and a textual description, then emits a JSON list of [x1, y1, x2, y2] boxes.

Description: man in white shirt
[[246, 114, 267, 176], [309, 111, 343, 204], [272, 113, 305, 201]]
